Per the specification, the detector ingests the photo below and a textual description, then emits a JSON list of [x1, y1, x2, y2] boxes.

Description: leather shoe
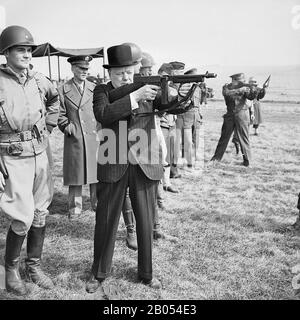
[[153, 229, 166, 240], [86, 274, 104, 294], [163, 185, 178, 193], [157, 201, 166, 210], [242, 160, 250, 167], [139, 277, 162, 289]]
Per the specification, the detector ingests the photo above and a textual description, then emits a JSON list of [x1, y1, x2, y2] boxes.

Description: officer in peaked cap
[[157, 63, 174, 76], [169, 61, 185, 72], [67, 55, 93, 68], [230, 73, 245, 82], [58, 54, 98, 220], [210, 71, 257, 167]]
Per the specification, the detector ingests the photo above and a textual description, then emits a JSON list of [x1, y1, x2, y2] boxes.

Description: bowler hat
[[67, 55, 93, 68], [121, 42, 142, 62], [103, 44, 140, 69]]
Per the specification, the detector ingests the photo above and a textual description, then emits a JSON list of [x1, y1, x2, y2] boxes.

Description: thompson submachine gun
[[108, 71, 217, 106], [133, 71, 217, 105]]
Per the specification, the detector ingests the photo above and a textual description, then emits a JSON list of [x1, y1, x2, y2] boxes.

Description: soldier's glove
[[64, 123, 76, 136]]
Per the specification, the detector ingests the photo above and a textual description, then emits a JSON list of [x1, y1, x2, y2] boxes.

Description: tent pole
[[57, 56, 61, 82], [48, 47, 52, 80], [102, 55, 106, 82]]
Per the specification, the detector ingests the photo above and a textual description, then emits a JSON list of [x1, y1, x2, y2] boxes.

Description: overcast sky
[[0, 0, 300, 79]]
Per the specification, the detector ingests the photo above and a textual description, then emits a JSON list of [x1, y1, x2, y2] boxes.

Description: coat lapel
[[63, 80, 81, 108], [80, 80, 94, 107]]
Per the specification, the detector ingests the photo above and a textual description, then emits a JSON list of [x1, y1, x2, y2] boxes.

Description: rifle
[[108, 72, 217, 105], [263, 75, 271, 89]]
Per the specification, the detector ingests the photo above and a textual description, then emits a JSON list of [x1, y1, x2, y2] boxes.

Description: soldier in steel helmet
[[0, 25, 60, 295]]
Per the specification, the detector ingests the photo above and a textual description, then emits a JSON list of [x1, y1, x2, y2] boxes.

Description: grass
[[0, 100, 299, 300]]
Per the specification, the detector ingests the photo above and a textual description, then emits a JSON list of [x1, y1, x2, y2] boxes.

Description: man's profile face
[[139, 66, 152, 76], [72, 65, 89, 82], [5, 46, 32, 71], [109, 66, 135, 88]]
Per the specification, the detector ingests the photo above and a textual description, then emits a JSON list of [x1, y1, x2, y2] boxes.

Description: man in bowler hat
[[86, 44, 190, 293]]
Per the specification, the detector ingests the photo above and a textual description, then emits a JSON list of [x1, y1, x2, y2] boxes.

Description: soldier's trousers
[[0, 150, 53, 235], [212, 110, 251, 162], [92, 164, 158, 281]]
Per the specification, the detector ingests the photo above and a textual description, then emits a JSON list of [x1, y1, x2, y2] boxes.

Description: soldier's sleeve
[[39, 75, 60, 132], [57, 87, 69, 133], [257, 88, 266, 100], [222, 84, 244, 97], [244, 88, 257, 101]]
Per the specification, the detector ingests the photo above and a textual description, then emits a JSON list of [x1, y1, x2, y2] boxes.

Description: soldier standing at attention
[[57, 55, 98, 219], [210, 73, 257, 167], [0, 25, 60, 295]]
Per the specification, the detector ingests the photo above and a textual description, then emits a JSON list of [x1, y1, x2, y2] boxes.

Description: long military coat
[[58, 79, 98, 186]]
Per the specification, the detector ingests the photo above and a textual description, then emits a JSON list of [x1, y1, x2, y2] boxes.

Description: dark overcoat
[[58, 79, 98, 186]]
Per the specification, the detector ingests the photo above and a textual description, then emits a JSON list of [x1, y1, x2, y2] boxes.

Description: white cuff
[[130, 93, 139, 110]]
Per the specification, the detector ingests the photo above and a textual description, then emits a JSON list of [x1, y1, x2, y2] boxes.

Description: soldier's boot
[[4, 227, 27, 296], [25, 226, 54, 289], [123, 210, 138, 251], [170, 164, 181, 179], [242, 155, 250, 167]]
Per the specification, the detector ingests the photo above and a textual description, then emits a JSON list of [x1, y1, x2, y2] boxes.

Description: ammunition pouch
[[0, 117, 48, 157]]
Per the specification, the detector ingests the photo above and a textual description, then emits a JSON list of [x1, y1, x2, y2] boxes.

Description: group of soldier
[[0, 25, 299, 298]]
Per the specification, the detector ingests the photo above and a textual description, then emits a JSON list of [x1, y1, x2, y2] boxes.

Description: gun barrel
[[170, 73, 217, 84]]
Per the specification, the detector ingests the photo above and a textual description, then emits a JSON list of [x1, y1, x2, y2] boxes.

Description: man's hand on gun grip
[[131, 85, 160, 102]]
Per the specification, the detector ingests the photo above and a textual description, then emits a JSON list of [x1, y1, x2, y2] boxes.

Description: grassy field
[[0, 100, 300, 300]]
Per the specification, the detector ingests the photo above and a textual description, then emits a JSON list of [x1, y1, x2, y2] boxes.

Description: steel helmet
[[141, 52, 155, 68], [0, 25, 37, 54], [121, 42, 142, 62]]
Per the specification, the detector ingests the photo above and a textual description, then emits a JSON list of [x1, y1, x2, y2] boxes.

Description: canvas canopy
[[32, 42, 105, 81]]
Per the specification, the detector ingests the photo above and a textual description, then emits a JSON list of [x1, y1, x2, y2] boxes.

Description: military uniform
[[57, 56, 98, 217], [0, 65, 59, 233], [211, 73, 256, 166], [0, 25, 59, 296]]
